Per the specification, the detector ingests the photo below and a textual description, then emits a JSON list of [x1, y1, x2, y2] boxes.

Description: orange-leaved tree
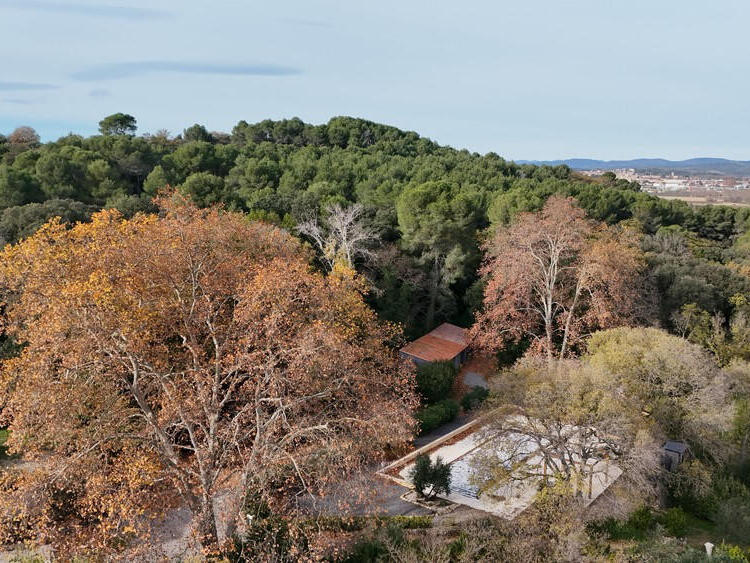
[[471, 196, 645, 366], [0, 195, 417, 556]]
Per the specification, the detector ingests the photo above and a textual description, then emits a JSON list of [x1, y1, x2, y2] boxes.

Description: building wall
[[399, 352, 428, 366], [400, 351, 465, 369]]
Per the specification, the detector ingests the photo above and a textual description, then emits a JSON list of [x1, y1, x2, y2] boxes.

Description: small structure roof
[[663, 441, 689, 454], [400, 323, 468, 362]]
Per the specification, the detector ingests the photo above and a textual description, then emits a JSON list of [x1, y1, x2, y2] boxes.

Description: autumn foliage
[[471, 196, 646, 363], [0, 195, 417, 556]]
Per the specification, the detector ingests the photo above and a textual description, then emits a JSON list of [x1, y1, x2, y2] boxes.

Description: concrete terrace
[[379, 419, 622, 520]]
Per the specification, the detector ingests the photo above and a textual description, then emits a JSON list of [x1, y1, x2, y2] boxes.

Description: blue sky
[[1, 0, 749, 160]]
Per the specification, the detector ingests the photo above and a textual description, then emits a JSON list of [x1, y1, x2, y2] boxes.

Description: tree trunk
[[544, 307, 554, 371], [425, 257, 441, 330], [560, 279, 582, 360], [223, 473, 250, 542], [197, 495, 219, 550]]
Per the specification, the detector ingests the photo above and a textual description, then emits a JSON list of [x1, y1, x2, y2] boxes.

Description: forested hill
[[2, 115, 750, 338]]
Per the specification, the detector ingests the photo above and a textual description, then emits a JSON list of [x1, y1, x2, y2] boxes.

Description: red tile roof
[[400, 323, 468, 362]]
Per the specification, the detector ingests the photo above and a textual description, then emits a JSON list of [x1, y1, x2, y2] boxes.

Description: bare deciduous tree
[[296, 203, 379, 270]]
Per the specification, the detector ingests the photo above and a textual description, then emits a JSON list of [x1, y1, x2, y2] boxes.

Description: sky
[[1, 0, 749, 160]]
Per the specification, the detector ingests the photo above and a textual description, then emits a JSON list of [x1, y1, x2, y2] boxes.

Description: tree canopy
[[472, 196, 647, 364], [0, 196, 417, 555], [2, 115, 749, 338], [98, 113, 137, 136]]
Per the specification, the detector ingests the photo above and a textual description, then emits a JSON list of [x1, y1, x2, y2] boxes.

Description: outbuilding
[[399, 323, 469, 368], [662, 440, 691, 471]]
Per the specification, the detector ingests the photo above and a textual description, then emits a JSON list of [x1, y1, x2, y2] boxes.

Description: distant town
[[582, 169, 750, 207]]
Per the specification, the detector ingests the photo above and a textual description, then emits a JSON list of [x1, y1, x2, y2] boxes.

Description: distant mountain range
[[518, 158, 750, 177]]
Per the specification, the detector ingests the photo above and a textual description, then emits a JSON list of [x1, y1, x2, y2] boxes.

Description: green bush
[[415, 361, 457, 404], [461, 386, 489, 411], [339, 523, 406, 563], [715, 497, 750, 544], [0, 428, 8, 460], [306, 516, 368, 532], [239, 517, 308, 562], [587, 506, 655, 541], [231, 492, 309, 561], [659, 507, 688, 537], [628, 506, 655, 532], [415, 399, 459, 434], [668, 462, 750, 521]]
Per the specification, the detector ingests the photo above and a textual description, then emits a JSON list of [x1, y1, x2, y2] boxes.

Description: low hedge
[[383, 515, 433, 529], [303, 514, 433, 532], [416, 399, 459, 434], [461, 386, 489, 411]]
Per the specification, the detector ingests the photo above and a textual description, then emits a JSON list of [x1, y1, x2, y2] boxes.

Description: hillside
[[2, 115, 750, 338]]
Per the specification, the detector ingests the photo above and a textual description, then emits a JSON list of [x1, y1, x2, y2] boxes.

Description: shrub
[[715, 497, 750, 544], [239, 516, 308, 562], [715, 543, 750, 562], [668, 461, 749, 521], [340, 538, 387, 562], [383, 515, 433, 529], [415, 399, 459, 434], [627, 506, 655, 533], [461, 386, 489, 411], [233, 493, 309, 561], [586, 517, 621, 539], [415, 361, 456, 404], [0, 429, 8, 460], [628, 537, 735, 562], [305, 516, 368, 532], [659, 507, 688, 537], [409, 454, 451, 499], [587, 506, 655, 541], [340, 522, 406, 563]]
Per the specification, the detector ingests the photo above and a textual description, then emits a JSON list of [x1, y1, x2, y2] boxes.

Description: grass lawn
[[681, 513, 717, 548], [594, 506, 750, 557], [682, 512, 750, 551]]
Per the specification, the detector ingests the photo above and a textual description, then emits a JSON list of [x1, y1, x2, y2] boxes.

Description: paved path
[[463, 370, 488, 389], [414, 414, 474, 448], [298, 469, 432, 518]]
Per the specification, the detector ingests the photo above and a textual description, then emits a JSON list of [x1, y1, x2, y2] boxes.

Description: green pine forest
[[2, 114, 750, 344]]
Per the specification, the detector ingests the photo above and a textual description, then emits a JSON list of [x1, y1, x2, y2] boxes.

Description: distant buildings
[[582, 169, 750, 192]]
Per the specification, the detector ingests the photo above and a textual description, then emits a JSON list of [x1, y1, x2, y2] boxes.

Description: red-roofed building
[[400, 323, 469, 368]]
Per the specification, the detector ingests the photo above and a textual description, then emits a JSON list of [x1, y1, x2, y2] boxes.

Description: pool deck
[[378, 418, 622, 520]]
